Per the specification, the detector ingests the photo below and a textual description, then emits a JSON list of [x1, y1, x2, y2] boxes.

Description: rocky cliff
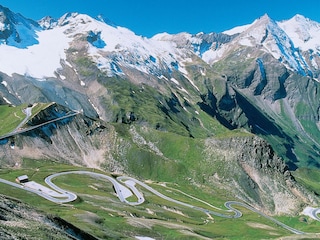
[[1, 103, 317, 215], [0, 7, 319, 224], [0, 103, 122, 172], [204, 136, 318, 214], [0, 194, 97, 239]]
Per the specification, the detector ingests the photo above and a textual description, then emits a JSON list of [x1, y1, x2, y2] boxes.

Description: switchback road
[[0, 171, 307, 235]]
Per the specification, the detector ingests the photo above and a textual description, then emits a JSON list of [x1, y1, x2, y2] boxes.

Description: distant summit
[[0, 5, 319, 81], [0, 5, 319, 205], [0, 5, 40, 48]]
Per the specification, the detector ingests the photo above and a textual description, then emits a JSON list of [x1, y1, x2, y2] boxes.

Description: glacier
[[0, 6, 319, 82]]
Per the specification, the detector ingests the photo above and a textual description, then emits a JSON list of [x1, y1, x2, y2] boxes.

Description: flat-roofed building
[[16, 175, 29, 183]]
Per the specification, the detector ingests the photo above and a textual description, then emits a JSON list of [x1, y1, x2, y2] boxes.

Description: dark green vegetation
[[0, 102, 53, 136], [293, 168, 320, 196], [1, 158, 319, 240], [0, 14, 319, 239], [117, 125, 249, 184], [0, 104, 26, 135], [0, 100, 319, 239]]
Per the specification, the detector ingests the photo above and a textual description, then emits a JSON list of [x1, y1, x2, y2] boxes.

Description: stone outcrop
[[204, 136, 318, 215]]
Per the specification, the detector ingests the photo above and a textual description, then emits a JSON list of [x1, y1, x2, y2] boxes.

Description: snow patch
[[65, 61, 73, 68], [1, 81, 8, 87], [2, 97, 12, 104], [0, 26, 70, 78], [183, 74, 200, 92], [159, 75, 168, 81], [202, 44, 228, 64], [178, 62, 188, 75], [223, 23, 252, 35], [177, 86, 188, 94], [170, 77, 179, 85], [57, 73, 66, 80], [135, 237, 155, 240], [88, 98, 100, 117]]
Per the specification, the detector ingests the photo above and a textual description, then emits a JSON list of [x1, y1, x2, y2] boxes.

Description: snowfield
[[0, 11, 319, 80], [0, 27, 70, 78]]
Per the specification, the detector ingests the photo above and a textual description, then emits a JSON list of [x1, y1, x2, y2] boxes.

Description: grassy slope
[[0, 102, 53, 136], [1, 102, 318, 238], [0, 158, 310, 240], [293, 168, 320, 196], [0, 104, 27, 135], [0, 120, 318, 240]]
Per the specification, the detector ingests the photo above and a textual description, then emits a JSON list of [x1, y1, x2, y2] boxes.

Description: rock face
[[0, 194, 93, 239], [1, 102, 317, 216], [0, 6, 319, 221], [204, 136, 318, 214], [200, 49, 320, 168], [0, 5, 40, 48], [0, 104, 123, 172]]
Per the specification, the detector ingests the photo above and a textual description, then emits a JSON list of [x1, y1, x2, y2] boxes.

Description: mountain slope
[[0, 5, 320, 239], [0, 5, 40, 48], [0, 194, 97, 239], [0, 6, 319, 167]]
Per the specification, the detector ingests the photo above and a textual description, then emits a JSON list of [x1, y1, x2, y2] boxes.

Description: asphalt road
[[0, 109, 312, 235], [0, 111, 79, 140], [311, 208, 320, 221], [0, 171, 309, 235], [14, 107, 32, 131], [117, 176, 305, 234], [44, 171, 144, 205]]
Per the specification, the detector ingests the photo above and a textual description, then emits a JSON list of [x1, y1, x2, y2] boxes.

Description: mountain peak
[[260, 13, 271, 21], [277, 14, 320, 53], [57, 12, 80, 26], [291, 14, 311, 23], [293, 14, 306, 20], [38, 16, 57, 29], [0, 5, 40, 48], [253, 13, 276, 28], [237, 13, 278, 43], [95, 14, 117, 28]]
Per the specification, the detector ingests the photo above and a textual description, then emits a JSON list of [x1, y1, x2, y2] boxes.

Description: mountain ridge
[[0, 5, 319, 169], [0, 5, 320, 239], [0, 5, 319, 81]]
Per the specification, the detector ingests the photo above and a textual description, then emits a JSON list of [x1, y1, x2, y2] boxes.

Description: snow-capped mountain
[[0, 5, 40, 48], [0, 5, 319, 168], [0, 9, 190, 79], [1, 8, 320, 237], [0, 5, 319, 81], [202, 14, 320, 78], [278, 14, 320, 52]]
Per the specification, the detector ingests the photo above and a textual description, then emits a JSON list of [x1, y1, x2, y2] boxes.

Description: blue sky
[[0, 0, 319, 37]]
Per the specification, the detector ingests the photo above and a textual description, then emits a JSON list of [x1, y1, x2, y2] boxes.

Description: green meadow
[[0, 158, 318, 239]]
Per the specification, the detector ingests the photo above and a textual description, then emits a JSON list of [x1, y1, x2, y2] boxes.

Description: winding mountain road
[[0, 110, 79, 141], [117, 176, 304, 234], [44, 171, 144, 205], [14, 107, 32, 132], [0, 170, 310, 235]]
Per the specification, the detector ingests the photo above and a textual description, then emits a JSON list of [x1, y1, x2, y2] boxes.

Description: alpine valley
[[0, 4, 320, 239]]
